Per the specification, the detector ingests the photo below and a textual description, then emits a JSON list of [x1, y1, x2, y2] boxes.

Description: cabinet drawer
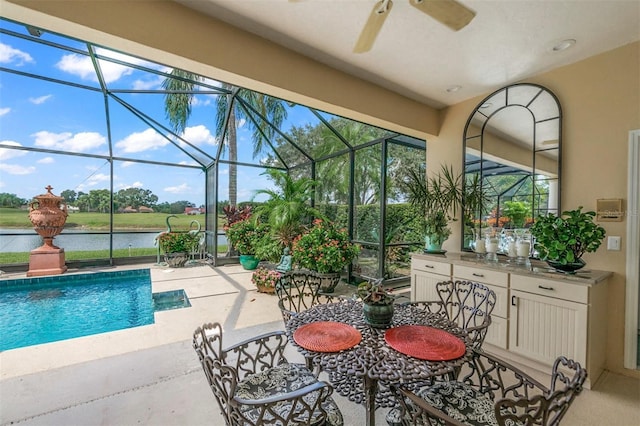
[[411, 258, 451, 276], [511, 275, 588, 304], [453, 264, 508, 287]]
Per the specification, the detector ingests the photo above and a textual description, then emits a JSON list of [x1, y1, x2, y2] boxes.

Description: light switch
[[607, 236, 621, 251]]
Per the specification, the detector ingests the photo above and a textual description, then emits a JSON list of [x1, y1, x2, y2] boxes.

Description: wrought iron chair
[[404, 280, 497, 349], [276, 270, 344, 325], [389, 349, 587, 426], [193, 322, 344, 426]]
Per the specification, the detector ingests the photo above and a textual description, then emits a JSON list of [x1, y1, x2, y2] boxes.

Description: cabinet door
[[484, 315, 508, 349], [412, 270, 450, 302], [509, 289, 588, 366]]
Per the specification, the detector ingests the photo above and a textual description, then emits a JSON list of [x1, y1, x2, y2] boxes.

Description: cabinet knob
[[538, 285, 555, 291]]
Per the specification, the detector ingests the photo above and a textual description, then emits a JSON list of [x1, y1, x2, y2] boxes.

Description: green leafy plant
[[357, 279, 395, 306], [502, 200, 531, 228], [292, 219, 359, 274], [225, 218, 268, 255], [157, 232, 199, 254], [530, 207, 606, 264]]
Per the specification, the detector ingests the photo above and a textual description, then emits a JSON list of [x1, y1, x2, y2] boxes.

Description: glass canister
[[484, 227, 501, 262], [501, 229, 518, 261], [470, 228, 486, 259], [515, 229, 532, 266]]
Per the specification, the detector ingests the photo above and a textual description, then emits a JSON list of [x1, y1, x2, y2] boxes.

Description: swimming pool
[[0, 269, 160, 351]]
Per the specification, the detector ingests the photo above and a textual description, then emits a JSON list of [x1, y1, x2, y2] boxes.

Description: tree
[[114, 188, 158, 210], [0, 192, 27, 208], [163, 70, 286, 207], [60, 189, 77, 203]]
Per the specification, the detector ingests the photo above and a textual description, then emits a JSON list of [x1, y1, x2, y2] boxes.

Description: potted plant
[[291, 219, 360, 292], [251, 266, 280, 294], [530, 207, 606, 273], [357, 278, 395, 328], [157, 231, 199, 267], [402, 165, 486, 252], [225, 218, 268, 270]]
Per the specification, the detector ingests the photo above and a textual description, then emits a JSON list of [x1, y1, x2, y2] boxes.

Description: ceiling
[[175, 0, 640, 109]]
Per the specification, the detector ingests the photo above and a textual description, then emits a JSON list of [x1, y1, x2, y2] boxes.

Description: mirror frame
[[461, 83, 562, 251]]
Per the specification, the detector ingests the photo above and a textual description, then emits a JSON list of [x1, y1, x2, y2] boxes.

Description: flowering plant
[[226, 218, 268, 254], [251, 267, 281, 291], [158, 232, 199, 254], [292, 219, 359, 274]]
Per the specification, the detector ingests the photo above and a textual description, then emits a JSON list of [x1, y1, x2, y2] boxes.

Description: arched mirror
[[462, 83, 561, 250]]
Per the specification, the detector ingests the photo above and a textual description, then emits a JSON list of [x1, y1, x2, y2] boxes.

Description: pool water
[[1, 269, 156, 351]]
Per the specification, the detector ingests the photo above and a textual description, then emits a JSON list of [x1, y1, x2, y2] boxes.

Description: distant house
[[67, 206, 80, 213], [185, 207, 205, 215], [138, 206, 154, 213], [121, 206, 137, 213]]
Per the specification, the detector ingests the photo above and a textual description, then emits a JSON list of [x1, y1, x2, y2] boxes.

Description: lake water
[[0, 229, 227, 253]]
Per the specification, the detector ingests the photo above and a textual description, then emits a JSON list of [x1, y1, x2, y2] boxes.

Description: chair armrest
[[232, 380, 330, 406]]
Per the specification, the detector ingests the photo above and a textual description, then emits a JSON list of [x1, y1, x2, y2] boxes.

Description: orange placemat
[[293, 321, 362, 353], [385, 325, 466, 361]]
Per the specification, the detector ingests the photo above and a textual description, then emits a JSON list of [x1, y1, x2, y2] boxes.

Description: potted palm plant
[[530, 207, 606, 273], [402, 165, 485, 252]]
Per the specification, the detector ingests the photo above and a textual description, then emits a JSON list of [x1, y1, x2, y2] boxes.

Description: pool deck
[[1, 262, 639, 425]]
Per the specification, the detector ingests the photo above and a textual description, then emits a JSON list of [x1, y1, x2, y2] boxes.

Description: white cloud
[[37, 157, 54, 164], [29, 95, 52, 105], [132, 75, 164, 90], [181, 125, 217, 146], [116, 181, 144, 190], [120, 161, 135, 168], [178, 160, 199, 166], [75, 172, 111, 192], [0, 43, 34, 66], [115, 128, 168, 153], [164, 183, 191, 194], [0, 107, 10, 116], [0, 163, 36, 175], [32, 131, 106, 152], [0, 141, 28, 160]]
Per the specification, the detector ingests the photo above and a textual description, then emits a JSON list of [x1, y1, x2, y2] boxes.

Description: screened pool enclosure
[[0, 17, 426, 283]]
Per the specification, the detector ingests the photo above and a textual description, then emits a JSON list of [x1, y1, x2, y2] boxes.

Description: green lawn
[[0, 208, 222, 231]]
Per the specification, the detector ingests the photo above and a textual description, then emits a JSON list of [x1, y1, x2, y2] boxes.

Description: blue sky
[[0, 18, 336, 205]]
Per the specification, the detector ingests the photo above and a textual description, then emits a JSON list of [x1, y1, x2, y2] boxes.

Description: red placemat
[[385, 325, 466, 361], [293, 321, 362, 353]]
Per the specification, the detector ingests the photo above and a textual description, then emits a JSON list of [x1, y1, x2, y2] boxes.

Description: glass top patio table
[[285, 299, 472, 426]]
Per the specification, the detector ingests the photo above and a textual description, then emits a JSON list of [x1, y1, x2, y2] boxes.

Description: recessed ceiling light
[[446, 85, 461, 93], [552, 39, 576, 52]]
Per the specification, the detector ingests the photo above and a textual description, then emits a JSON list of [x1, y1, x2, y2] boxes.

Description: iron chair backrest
[[393, 349, 587, 426], [436, 280, 497, 348], [276, 270, 338, 324]]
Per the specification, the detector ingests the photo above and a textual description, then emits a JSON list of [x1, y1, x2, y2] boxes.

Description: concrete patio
[[1, 263, 638, 425]]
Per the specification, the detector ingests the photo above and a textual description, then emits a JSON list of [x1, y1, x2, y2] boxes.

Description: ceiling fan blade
[[354, 0, 393, 54], [409, 0, 476, 31]]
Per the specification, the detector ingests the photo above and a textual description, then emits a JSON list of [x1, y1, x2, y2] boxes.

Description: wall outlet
[[607, 236, 621, 251]]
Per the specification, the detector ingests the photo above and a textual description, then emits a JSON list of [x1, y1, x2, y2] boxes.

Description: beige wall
[[436, 41, 640, 378], [4, 0, 639, 379]]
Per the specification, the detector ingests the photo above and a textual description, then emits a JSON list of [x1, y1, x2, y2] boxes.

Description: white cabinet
[[410, 253, 610, 388], [411, 257, 451, 302], [453, 264, 509, 349]]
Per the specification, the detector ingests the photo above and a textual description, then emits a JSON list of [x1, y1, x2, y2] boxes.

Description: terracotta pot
[[28, 185, 68, 249]]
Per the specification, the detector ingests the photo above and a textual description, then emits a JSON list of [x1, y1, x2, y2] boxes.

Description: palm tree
[[252, 169, 323, 249], [162, 70, 287, 206]]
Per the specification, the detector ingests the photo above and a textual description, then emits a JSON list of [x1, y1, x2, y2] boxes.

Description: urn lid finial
[[45, 185, 54, 193]]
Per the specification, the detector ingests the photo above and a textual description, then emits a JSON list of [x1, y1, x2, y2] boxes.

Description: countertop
[[412, 252, 612, 285]]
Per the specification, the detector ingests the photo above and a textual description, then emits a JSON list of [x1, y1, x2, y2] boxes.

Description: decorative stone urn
[[27, 185, 68, 277]]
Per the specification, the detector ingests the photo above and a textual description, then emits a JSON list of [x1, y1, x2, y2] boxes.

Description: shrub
[[158, 232, 199, 254]]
